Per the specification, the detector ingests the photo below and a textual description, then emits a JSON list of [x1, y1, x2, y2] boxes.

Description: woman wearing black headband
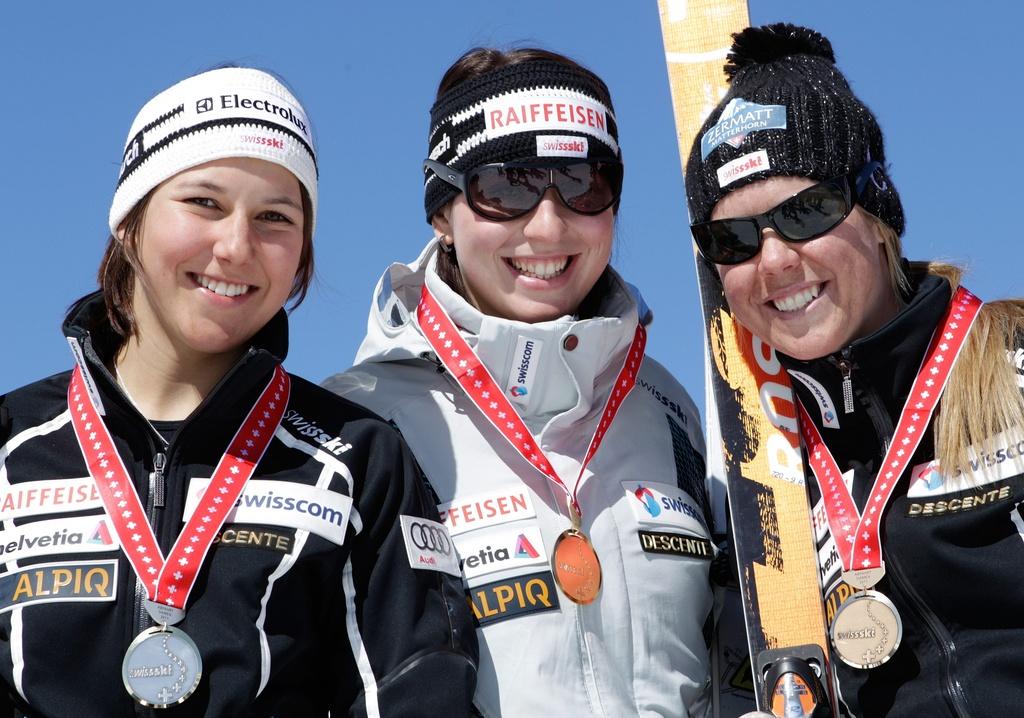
[[326, 48, 714, 716], [687, 24, 1024, 717], [0, 67, 476, 716]]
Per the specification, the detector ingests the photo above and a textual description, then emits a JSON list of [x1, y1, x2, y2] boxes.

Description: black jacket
[[0, 293, 477, 717], [781, 275, 1024, 718]]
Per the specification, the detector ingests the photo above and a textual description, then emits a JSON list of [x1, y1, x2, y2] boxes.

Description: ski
[[655, 3, 838, 716]]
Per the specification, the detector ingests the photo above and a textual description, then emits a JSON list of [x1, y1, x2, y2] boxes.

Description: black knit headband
[[424, 60, 621, 221]]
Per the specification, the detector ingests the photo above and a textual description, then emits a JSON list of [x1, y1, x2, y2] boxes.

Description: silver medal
[[830, 590, 903, 670], [145, 599, 186, 626], [122, 625, 202, 708]]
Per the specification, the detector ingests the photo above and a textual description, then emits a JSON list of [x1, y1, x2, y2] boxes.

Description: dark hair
[[97, 184, 315, 345], [433, 47, 614, 300], [435, 47, 613, 107]]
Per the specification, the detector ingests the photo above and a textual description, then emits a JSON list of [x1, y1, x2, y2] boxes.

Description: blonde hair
[[871, 216, 1024, 476]]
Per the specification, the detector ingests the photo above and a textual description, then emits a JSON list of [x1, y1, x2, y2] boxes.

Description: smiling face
[[713, 175, 900, 360], [433, 190, 614, 323], [124, 157, 305, 362]]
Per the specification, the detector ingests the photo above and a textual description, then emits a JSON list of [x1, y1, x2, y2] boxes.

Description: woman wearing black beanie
[[687, 23, 1024, 718]]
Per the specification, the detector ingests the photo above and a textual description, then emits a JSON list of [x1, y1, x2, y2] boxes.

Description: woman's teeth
[[773, 284, 821, 312], [196, 274, 251, 298], [508, 257, 569, 279]]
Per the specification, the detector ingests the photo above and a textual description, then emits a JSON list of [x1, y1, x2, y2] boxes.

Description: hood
[[353, 238, 653, 430], [355, 239, 652, 365]]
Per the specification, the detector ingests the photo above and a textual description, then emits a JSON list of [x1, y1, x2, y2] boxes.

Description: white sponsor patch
[[622, 481, 707, 534], [817, 533, 842, 587], [482, 90, 616, 150], [0, 515, 118, 565], [453, 523, 547, 581], [184, 479, 351, 546], [399, 515, 460, 577], [66, 337, 105, 415], [716, 150, 770, 188], [906, 460, 946, 498], [907, 429, 1024, 497], [789, 370, 841, 429], [0, 477, 103, 521], [438, 488, 537, 537], [535, 134, 589, 158], [507, 335, 543, 409]]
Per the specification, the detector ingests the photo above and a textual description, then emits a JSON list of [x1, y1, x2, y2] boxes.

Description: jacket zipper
[[835, 351, 972, 717], [133, 447, 167, 636], [126, 352, 260, 640], [837, 350, 855, 415], [883, 553, 972, 717], [153, 452, 166, 509]]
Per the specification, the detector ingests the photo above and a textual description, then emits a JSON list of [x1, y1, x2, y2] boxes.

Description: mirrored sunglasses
[[424, 158, 623, 221]]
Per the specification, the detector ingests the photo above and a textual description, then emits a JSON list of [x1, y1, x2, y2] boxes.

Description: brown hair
[[97, 184, 315, 345], [432, 47, 615, 304]]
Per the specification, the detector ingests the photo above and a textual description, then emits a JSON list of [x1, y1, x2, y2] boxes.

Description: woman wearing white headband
[[0, 67, 476, 716], [325, 48, 714, 716]]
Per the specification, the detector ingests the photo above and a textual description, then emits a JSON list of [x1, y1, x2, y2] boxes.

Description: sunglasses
[[424, 158, 623, 221], [691, 161, 882, 265]]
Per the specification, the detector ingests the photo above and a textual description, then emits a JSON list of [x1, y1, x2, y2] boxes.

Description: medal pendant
[[830, 590, 903, 670], [842, 566, 885, 591], [146, 599, 186, 627], [552, 529, 602, 604], [122, 625, 202, 708]]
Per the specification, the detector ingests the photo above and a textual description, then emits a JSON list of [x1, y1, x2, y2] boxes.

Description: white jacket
[[324, 241, 714, 717]]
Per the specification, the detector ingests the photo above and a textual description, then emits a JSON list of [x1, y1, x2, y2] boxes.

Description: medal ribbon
[[417, 285, 645, 518], [68, 364, 289, 608], [797, 287, 982, 573]]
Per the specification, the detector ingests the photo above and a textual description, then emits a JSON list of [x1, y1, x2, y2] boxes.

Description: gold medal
[[830, 590, 903, 669], [551, 529, 602, 604]]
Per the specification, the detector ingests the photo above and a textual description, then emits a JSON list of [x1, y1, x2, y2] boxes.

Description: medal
[[829, 590, 903, 670], [552, 523, 602, 605], [796, 288, 981, 669], [122, 625, 202, 707], [417, 286, 645, 604], [68, 364, 290, 705]]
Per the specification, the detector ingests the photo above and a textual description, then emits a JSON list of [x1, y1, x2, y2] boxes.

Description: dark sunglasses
[[424, 158, 623, 221], [691, 161, 882, 265]]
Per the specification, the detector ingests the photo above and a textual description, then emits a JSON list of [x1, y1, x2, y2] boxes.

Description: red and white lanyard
[[67, 364, 289, 609], [417, 286, 645, 520], [797, 287, 982, 578]]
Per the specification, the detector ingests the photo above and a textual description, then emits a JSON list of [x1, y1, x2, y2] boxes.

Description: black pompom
[[724, 23, 835, 80]]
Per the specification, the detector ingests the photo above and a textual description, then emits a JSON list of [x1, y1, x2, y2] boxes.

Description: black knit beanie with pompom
[[684, 23, 904, 235]]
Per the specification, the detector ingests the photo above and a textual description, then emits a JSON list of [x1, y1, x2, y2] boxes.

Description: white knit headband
[[109, 67, 318, 234]]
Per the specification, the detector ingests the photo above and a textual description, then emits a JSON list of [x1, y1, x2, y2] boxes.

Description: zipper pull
[[837, 359, 855, 415], [152, 452, 166, 509]]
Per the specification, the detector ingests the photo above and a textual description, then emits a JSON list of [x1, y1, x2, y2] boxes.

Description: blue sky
[[3, 1, 1020, 416]]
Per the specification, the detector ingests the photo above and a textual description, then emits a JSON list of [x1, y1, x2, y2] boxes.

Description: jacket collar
[[62, 291, 289, 430], [357, 239, 648, 433]]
